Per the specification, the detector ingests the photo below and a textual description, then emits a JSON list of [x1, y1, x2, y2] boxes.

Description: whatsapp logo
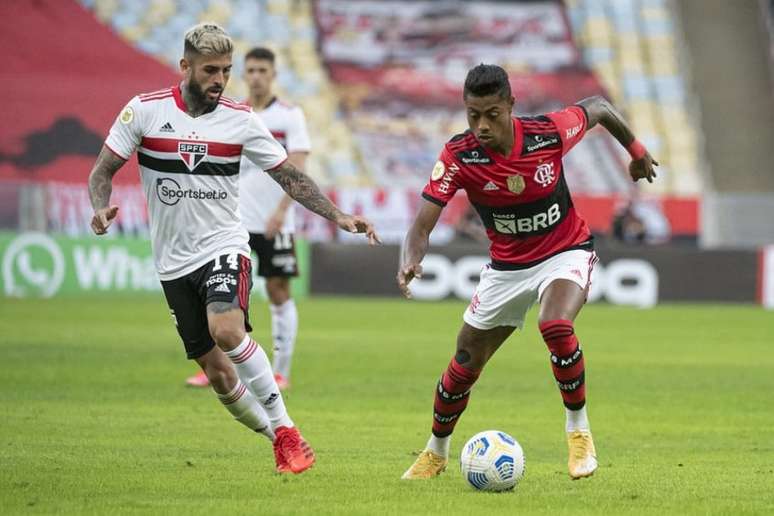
[[2, 233, 65, 297]]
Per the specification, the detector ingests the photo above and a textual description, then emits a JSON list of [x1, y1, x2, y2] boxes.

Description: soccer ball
[[460, 430, 525, 492]]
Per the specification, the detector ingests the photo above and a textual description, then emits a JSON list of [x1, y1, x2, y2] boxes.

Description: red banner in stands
[[0, 0, 177, 185]]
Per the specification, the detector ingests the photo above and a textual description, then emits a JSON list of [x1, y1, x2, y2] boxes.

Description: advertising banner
[[309, 242, 758, 305], [1, 232, 308, 298]]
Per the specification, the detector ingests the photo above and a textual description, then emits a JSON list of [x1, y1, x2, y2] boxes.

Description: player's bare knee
[[209, 323, 244, 350], [266, 278, 290, 305], [207, 365, 237, 392]]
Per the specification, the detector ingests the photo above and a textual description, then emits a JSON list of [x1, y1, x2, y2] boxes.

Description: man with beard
[[88, 23, 379, 475], [186, 47, 312, 391]]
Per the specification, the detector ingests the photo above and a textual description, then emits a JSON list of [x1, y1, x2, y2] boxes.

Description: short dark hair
[[245, 47, 275, 64], [463, 64, 511, 100]]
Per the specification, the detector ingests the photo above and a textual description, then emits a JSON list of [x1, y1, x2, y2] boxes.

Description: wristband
[[627, 139, 647, 160]]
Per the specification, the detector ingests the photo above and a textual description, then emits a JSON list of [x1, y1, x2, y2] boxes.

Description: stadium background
[[1, 0, 773, 514]]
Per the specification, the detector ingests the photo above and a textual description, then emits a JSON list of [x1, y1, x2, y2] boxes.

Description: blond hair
[[183, 23, 233, 57]]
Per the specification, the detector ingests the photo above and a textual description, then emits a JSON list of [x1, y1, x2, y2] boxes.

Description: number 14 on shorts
[[213, 253, 240, 272]]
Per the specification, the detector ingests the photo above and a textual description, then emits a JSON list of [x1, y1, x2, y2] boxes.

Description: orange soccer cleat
[[186, 370, 210, 387], [273, 426, 315, 474], [274, 372, 290, 391]]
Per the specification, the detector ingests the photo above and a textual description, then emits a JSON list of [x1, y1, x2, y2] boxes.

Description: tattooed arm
[[88, 146, 126, 234], [267, 160, 381, 244], [577, 95, 659, 183]]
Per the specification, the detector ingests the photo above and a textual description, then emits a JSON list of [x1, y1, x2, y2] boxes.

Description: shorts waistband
[[489, 240, 594, 271]]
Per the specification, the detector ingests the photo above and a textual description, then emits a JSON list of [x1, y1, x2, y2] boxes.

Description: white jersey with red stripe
[[239, 97, 311, 234], [104, 85, 287, 280]]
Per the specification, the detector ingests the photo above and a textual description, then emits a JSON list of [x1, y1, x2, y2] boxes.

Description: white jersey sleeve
[[286, 106, 311, 153], [105, 96, 146, 160], [242, 112, 288, 170]]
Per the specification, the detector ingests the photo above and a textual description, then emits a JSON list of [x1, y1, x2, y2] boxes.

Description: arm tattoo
[[577, 95, 635, 147], [267, 161, 343, 222], [88, 146, 126, 210]]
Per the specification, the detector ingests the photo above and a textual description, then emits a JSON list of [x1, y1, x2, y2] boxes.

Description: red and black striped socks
[[539, 319, 586, 410], [432, 356, 481, 438]]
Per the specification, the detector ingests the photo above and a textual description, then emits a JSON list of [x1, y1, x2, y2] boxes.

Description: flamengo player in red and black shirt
[[398, 64, 658, 481]]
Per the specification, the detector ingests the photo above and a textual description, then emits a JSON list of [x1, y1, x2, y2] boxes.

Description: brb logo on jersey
[[178, 142, 208, 172], [534, 162, 555, 187]]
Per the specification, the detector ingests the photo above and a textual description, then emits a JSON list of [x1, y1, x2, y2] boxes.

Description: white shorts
[[463, 249, 598, 330]]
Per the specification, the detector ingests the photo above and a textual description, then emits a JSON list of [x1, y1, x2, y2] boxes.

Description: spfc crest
[[178, 142, 208, 171], [506, 175, 525, 195]]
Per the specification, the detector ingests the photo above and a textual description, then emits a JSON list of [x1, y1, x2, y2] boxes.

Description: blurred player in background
[[187, 47, 310, 391], [88, 23, 379, 474], [398, 64, 657, 480]]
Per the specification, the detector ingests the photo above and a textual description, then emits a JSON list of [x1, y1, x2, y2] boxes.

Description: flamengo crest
[[178, 142, 208, 171], [534, 162, 555, 187]]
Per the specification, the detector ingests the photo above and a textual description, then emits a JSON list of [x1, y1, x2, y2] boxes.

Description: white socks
[[426, 434, 451, 458], [566, 405, 590, 432], [217, 381, 275, 441], [225, 334, 293, 430], [270, 299, 298, 378]]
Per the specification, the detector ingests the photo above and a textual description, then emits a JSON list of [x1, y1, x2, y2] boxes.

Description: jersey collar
[[486, 117, 522, 164], [172, 83, 219, 117], [173, 84, 188, 113]]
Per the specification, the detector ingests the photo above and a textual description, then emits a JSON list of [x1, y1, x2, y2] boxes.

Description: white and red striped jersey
[[239, 97, 311, 234], [105, 85, 287, 280]]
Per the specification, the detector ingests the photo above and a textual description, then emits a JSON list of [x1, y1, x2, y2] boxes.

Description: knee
[[208, 368, 237, 392], [266, 280, 290, 305], [538, 311, 574, 328], [209, 323, 245, 350], [199, 360, 237, 392]]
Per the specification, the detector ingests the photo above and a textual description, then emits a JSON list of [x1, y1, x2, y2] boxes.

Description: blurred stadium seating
[[80, 0, 361, 186], [77, 0, 704, 195], [2, 0, 733, 243], [565, 0, 702, 195]]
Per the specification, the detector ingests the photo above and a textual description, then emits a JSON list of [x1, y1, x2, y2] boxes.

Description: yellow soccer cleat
[[401, 450, 448, 480], [567, 430, 598, 479]]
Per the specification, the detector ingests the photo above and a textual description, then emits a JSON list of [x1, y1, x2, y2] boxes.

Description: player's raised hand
[[397, 263, 423, 299], [336, 214, 382, 245], [91, 205, 119, 235], [629, 152, 659, 183]]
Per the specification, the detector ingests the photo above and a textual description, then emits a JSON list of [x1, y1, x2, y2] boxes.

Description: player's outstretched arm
[[268, 160, 380, 245], [397, 200, 443, 299], [88, 146, 126, 235], [577, 95, 659, 183]]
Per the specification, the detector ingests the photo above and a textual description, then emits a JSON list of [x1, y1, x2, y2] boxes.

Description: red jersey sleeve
[[546, 105, 588, 156], [421, 146, 461, 207]]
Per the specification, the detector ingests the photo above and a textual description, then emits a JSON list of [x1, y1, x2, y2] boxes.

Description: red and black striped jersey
[[422, 106, 592, 268]]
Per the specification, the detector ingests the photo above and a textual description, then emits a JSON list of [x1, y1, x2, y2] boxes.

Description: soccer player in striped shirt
[[88, 23, 379, 475], [186, 47, 312, 391], [398, 64, 657, 480]]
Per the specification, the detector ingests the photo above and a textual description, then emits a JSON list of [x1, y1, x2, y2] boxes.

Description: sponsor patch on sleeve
[[431, 160, 445, 181], [120, 106, 134, 125]]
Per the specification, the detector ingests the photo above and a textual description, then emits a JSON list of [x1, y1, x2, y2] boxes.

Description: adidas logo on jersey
[[214, 282, 231, 293], [159, 122, 175, 133], [483, 181, 500, 191]]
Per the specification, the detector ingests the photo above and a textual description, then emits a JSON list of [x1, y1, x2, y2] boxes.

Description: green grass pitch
[[1, 296, 773, 514]]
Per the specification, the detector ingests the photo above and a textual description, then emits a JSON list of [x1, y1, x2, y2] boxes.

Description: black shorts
[[161, 252, 253, 359], [248, 232, 298, 278]]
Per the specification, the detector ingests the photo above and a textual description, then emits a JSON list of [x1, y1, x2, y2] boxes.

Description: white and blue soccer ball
[[460, 430, 525, 492]]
